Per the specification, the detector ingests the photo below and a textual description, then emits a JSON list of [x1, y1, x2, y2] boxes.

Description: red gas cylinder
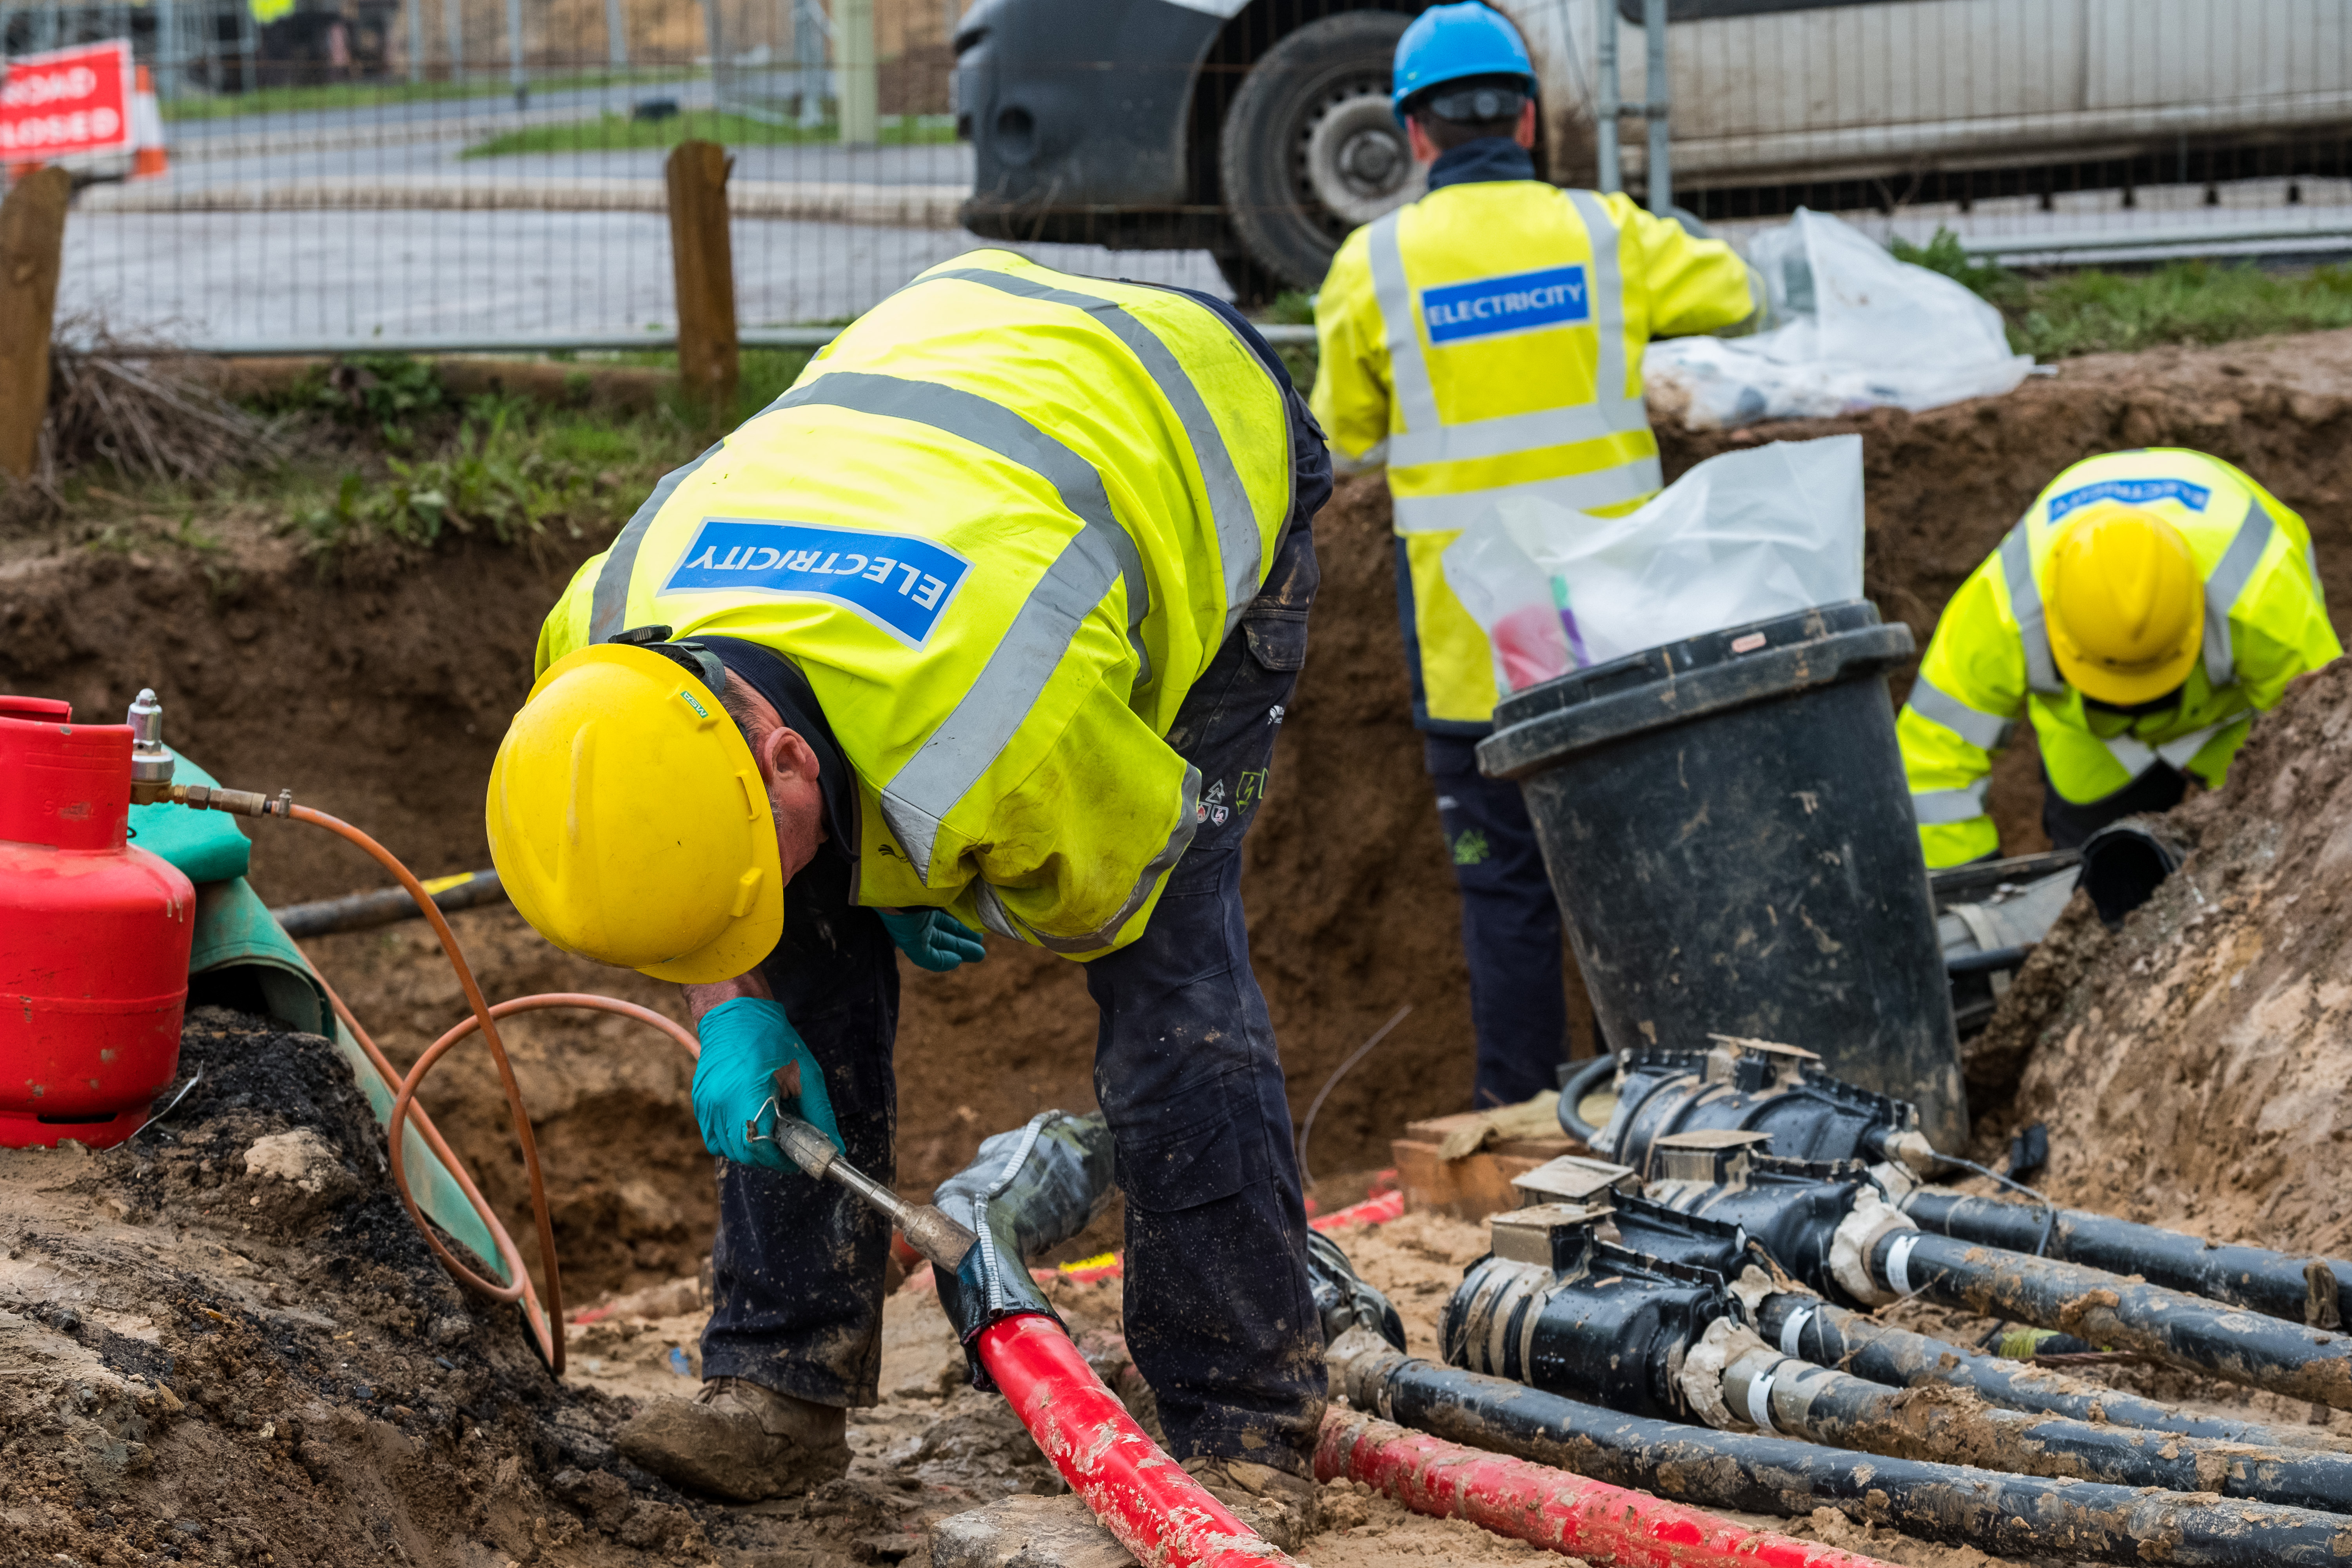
[[0, 695, 197, 1149]]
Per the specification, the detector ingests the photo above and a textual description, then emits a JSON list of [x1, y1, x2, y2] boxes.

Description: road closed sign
[[1, 39, 134, 162]]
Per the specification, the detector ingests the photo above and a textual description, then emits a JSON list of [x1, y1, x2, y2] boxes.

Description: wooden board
[[1393, 1112, 1591, 1220]]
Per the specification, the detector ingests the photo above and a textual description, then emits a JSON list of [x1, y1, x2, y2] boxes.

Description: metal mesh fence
[[25, 0, 1222, 352], [16, 0, 2352, 355]]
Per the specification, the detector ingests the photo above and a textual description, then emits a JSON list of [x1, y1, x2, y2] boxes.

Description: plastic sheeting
[[1443, 435, 1866, 693], [932, 1110, 1118, 1374], [1645, 209, 2033, 430]]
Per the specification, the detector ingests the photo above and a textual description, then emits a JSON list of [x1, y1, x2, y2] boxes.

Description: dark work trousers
[[2041, 759, 2189, 849], [1425, 734, 1572, 1108], [701, 839, 904, 1408], [1083, 515, 1325, 1475]]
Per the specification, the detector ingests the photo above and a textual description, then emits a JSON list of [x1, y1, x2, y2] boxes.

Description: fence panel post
[[666, 140, 739, 421], [0, 169, 71, 483], [840, 0, 877, 145]]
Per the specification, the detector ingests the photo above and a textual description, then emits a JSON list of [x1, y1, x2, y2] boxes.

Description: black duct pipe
[[1877, 1230, 2352, 1410], [1332, 1341, 2352, 1566], [1555, 1052, 1616, 1143], [1729, 1339, 2352, 1515], [271, 869, 506, 936], [1756, 1294, 2349, 1452], [1904, 1189, 2352, 1328]]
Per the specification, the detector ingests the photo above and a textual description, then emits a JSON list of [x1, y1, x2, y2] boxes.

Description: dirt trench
[[1971, 648, 2352, 1255], [7, 330, 2352, 1307]]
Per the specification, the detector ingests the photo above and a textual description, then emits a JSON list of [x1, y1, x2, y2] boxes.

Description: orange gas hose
[[284, 804, 699, 1375], [387, 993, 701, 1370], [306, 963, 537, 1312]]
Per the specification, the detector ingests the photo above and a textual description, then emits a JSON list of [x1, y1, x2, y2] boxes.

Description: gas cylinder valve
[[126, 688, 175, 804]]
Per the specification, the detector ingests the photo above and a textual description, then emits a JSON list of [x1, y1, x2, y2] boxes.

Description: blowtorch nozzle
[[751, 1105, 979, 1273]]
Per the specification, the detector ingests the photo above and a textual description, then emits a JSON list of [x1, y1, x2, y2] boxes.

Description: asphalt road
[[60, 206, 1229, 348], [66, 89, 1209, 347]]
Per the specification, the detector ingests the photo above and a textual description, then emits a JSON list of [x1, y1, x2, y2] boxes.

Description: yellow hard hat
[[485, 643, 784, 983], [2043, 506, 2205, 706]]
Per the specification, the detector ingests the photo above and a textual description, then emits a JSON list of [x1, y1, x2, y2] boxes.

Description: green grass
[[461, 110, 956, 158], [159, 67, 700, 122], [245, 350, 817, 557], [1891, 229, 2352, 359]]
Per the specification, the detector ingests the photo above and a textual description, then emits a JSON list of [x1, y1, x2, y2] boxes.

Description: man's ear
[[1513, 98, 1537, 151], [1406, 112, 1441, 165], [757, 725, 822, 788]]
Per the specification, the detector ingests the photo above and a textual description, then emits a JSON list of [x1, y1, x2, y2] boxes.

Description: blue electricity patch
[[2048, 477, 2212, 522], [1421, 265, 1591, 345], [663, 518, 971, 644]]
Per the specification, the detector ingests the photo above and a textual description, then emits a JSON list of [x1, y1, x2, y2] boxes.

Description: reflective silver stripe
[[2200, 497, 2273, 690], [1330, 436, 1387, 476], [1388, 399, 1637, 467], [1390, 456, 1664, 533], [771, 370, 1146, 884], [1904, 672, 2011, 752], [2000, 523, 2065, 696], [1910, 780, 1991, 826], [589, 439, 724, 642], [1567, 189, 1637, 422], [1368, 210, 1440, 436], [920, 267, 1267, 641], [2100, 717, 2240, 782], [877, 524, 1123, 884], [971, 764, 1200, 953], [774, 370, 1152, 680], [1374, 190, 1647, 471]]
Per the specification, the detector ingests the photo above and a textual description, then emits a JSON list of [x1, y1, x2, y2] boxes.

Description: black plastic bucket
[[1478, 601, 1966, 1151]]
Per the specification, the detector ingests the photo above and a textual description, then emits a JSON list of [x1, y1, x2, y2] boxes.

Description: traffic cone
[[130, 65, 168, 179]]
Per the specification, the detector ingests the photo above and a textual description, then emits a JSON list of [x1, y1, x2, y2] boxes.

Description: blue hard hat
[[1392, 3, 1536, 115]]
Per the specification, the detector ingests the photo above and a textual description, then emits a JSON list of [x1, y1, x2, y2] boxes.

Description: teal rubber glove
[[878, 908, 988, 972], [692, 997, 844, 1166]]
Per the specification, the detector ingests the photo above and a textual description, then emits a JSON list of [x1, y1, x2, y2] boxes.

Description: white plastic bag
[[1644, 209, 2032, 430], [1441, 435, 1866, 692]]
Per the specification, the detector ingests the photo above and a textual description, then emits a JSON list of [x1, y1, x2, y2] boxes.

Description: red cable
[[976, 1314, 1304, 1568], [1316, 1408, 1901, 1568]]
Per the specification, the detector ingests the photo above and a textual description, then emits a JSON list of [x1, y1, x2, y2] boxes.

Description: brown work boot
[[616, 1377, 849, 1501], [1180, 1455, 1323, 1551]]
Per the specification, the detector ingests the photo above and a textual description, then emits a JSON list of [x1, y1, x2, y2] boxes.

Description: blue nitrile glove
[[877, 908, 988, 972], [692, 997, 844, 1165]]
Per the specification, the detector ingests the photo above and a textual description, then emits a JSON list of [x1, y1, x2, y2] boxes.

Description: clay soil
[[13, 327, 2352, 1567], [15, 329, 2352, 1308], [1973, 647, 2352, 1254]]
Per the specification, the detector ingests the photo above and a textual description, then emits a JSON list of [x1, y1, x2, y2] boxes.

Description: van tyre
[[1218, 10, 1416, 300]]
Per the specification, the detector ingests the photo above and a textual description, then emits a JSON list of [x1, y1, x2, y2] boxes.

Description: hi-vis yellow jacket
[[1901, 449, 2341, 867], [536, 251, 1297, 956], [1311, 180, 1754, 730]]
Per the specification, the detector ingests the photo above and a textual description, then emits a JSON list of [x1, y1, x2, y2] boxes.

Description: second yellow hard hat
[[485, 643, 785, 984], [2044, 506, 2204, 706]]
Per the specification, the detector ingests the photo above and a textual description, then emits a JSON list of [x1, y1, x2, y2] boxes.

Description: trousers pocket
[[1243, 611, 1309, 672], [1115, 1097, 1251, 1215]]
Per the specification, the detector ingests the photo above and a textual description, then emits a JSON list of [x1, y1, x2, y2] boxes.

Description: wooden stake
[[666, 140, 739, 423], [0, 168, 71, 482]]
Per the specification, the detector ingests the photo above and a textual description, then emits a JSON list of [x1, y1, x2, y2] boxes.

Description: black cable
[[1934, 1151, 2057, 1257], [1296, 1004, 1412, 1193], [1555, 1052, 1617, 1143]]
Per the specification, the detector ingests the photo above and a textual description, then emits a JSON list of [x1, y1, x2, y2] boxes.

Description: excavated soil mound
[[1976, 654, 2352, 1252], [9, 329, 2352, 1304]]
